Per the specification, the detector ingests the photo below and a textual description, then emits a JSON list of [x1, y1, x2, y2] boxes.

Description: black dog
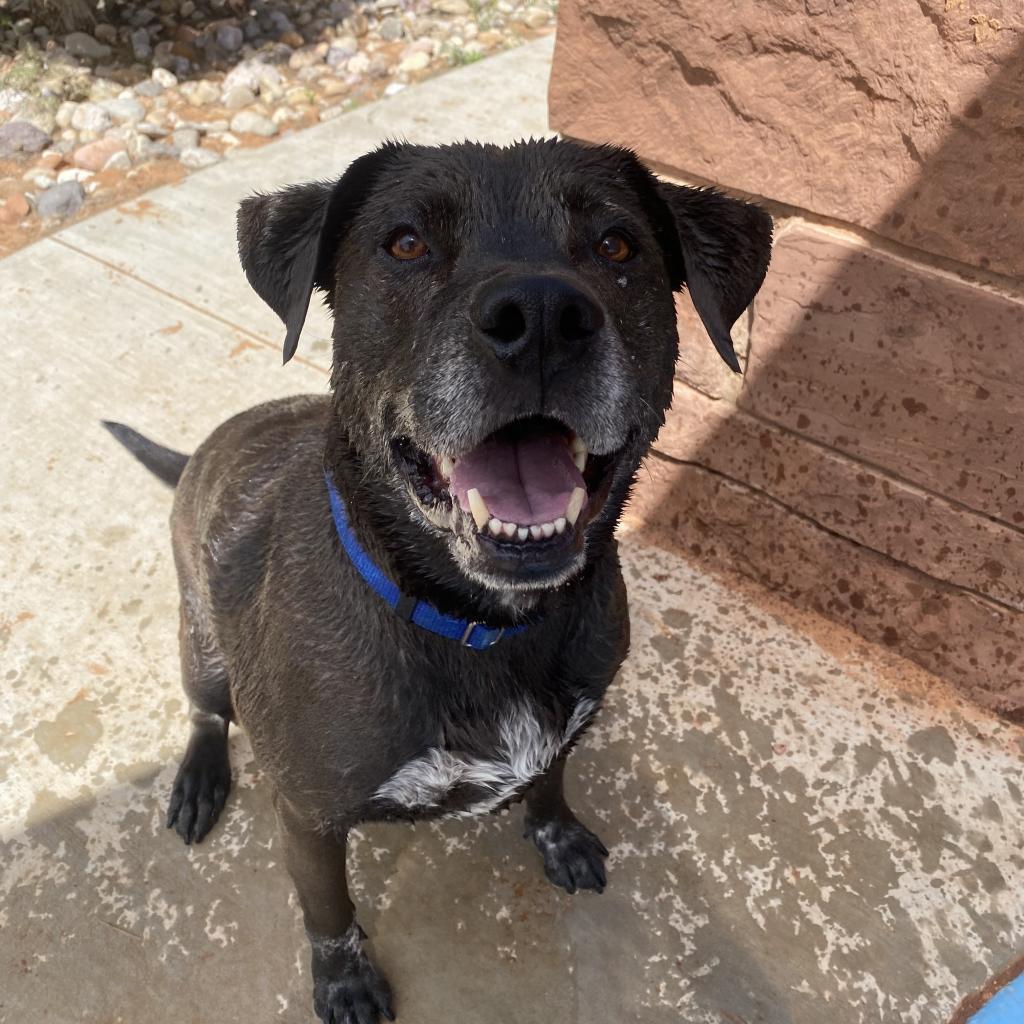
[[106, 139, 771, 1024]]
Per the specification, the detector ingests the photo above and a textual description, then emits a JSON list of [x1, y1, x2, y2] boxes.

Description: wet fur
[[107, 139, 771, 1024]]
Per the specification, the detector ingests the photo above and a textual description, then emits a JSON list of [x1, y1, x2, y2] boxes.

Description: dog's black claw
[[165, 733, 231, 845], [525, 817, 609, 895]]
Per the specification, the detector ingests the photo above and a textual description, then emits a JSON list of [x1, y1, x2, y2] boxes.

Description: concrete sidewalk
[[2, 36, 1022, 1024]]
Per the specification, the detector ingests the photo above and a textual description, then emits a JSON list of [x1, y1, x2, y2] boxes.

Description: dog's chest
[[372, 697, 596, 818]]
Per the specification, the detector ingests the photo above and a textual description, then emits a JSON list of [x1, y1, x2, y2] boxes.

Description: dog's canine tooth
[[554, 517, 566, 534], [517, 526, 529, 542], [440, 455, 455, 478], [488, 517, 503, 537], [540, 522, 555, 539], [466, 488, 489, 530], [565, 487, 586, 526], [502, 521, 517, 539], [570, 436, 588, 472], [529, 525, 543, 541]]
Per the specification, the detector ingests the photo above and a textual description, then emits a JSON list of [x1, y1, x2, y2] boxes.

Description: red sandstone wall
[[549, 0, 1024, 717]]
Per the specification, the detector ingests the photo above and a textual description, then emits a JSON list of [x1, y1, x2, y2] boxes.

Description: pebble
[[72, 137, 127, 172], [70, 103, 114, 134], [194, 119, 230, 133], [134, 80, 164, 99], [347, 52, 371, 75], [127, 135, 156, 161], [216, 25, 245, 52], [229, 111, 279, 137], [35, 180, 85, 219], [326, 37, 359, 67], [0, 88, 27, 114], [64, 32, 112, 61], [285, 85, 313, 106], [131, 27, 152, 60], [521, 7, 550, 29], [398, 51, 430, 73], [57, 167, 94, 184], [433, 0, 470, 13], [289, 49, 324, 71], [384, 82, 407, 96], [0, 121, 52, 159], [102, 151, 133, 172], [378, 16, 405, 41], [221, 63, 259, 93], [222, 86, 257, 110], [136, 122, 170, 138], [152, 68, 179, 89], [172, 128, 202, 150], [179, 146, 221, 169], [180, 80, 220, 106], [100, 98, 146, 124], [0, 191, 31, 225]]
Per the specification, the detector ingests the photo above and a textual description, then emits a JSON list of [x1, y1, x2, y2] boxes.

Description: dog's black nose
[[472, 273, 604, 364]]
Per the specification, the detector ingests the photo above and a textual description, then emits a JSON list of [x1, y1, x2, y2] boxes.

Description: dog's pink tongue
[[450, 434, 583, 525]]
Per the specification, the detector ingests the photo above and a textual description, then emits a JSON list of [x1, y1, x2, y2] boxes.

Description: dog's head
[[237, 140, 771, 596]]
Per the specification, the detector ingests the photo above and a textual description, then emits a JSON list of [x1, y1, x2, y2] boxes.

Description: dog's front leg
[[523, 755, 609, 895], [274, 793, 394, 1024]]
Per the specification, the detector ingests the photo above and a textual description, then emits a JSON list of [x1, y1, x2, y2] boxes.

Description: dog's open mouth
[[394, 417, 620, 551]]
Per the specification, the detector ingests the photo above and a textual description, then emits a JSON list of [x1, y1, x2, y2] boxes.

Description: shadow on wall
[[629, 38, 1024, 720]]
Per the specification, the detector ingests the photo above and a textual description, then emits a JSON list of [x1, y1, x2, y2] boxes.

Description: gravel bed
[[0, 0, 556, 253]]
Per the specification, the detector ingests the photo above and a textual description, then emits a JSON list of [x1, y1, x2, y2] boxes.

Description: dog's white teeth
[[466, 488, 490, 530], [480, 516, 570, 543], [440, 455, 455, 478], [573, 451, 587, 472], [565, 487, 586, 527]]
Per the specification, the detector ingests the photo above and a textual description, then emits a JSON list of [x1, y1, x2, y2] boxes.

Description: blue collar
[[324, 472, 527, 650]]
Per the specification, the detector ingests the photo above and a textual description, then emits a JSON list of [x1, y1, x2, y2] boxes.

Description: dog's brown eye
[[387, 229, 428, 261], [595, 231, 633, 263]]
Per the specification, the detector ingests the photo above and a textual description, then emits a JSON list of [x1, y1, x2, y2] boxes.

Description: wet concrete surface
[[2, 36, 1023, 1024]]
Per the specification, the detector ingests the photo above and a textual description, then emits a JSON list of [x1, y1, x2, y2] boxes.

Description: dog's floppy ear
[[237, 144, 399, 363], [657, 183, 773, 373]]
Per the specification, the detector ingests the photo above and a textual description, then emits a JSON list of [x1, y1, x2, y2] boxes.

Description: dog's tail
[[102, 421, 189, 488]]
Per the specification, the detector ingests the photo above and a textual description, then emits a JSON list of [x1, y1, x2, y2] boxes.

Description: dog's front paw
[[524, 816, 609, 895], [312, 926, 395, 1024], [166, 729, 231, 845]]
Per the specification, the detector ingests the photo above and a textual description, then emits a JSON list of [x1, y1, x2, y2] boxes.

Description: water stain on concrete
[[908, 725, 958, 765], [33, 692, 103, 769]]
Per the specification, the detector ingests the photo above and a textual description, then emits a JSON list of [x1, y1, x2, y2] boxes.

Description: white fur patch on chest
[[373, 699, 597, 816]]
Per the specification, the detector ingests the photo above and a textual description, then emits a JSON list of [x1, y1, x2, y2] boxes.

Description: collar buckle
[[462, 622, 505, 648]]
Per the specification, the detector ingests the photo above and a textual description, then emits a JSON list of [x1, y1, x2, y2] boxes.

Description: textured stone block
[[658, 382, 1024, 612], [549, 0, 1024, 276], [627, 455, 1024, 717], [742, 225, 1024, 527]]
